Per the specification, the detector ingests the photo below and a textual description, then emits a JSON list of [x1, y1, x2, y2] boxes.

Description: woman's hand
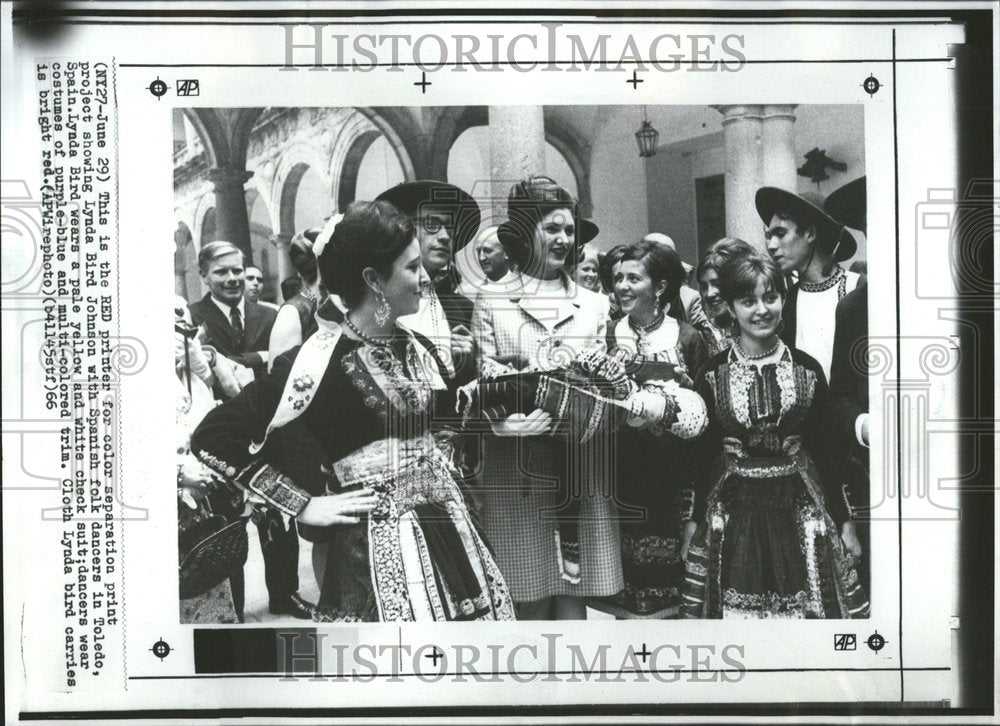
[[680, 520, 698, 560], [840, 521, 863, 560], [210, 352, 246, 399], [298, 488, 379, 527], [491, 408, 553, 437], [450, 324, 476, 359]]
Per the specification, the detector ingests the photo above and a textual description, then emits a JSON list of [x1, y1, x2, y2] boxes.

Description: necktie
[[230, 306, 245, 352]]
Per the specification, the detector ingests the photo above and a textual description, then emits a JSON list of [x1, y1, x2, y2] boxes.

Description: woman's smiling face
[[615, 259, 665, 322], [531, 207, 575, 273], [728, 275, 784, 342]]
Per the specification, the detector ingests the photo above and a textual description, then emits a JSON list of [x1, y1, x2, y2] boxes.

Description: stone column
[[208, 167, 254, 259], [269, 232, 293, 301], [173, 225, 192, 300], [488, 106, 546, 222], [715, 105, 764, 251], [761, 105, 799, 192]]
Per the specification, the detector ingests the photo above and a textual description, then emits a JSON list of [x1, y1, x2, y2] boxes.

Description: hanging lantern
[[635, 107, 659, 157]]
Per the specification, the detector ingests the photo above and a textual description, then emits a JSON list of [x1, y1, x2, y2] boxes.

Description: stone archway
[[336, 129, 380, 210], [426, 106, 488, 181], [183, 108, 265, 258]]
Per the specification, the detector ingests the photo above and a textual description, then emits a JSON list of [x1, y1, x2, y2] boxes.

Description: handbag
[[178, 481, 249, 600]]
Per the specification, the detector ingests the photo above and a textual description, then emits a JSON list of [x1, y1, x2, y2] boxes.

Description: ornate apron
[[251, 317, 514, 621]]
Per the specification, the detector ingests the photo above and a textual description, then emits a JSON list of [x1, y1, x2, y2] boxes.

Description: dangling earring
[[373, 287, 392, 326]]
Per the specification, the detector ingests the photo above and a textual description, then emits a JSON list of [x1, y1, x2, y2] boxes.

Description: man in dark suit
[[188, 240, 313, 620], [189, 241, 277, 380], [826, 177, 870, 591]]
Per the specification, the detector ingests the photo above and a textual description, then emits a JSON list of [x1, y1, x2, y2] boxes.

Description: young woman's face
[[727, 276, 784, 342], [615, 259, 665, 321], [375, 238, 424, 319], [531, 207, 575, 273], [698, 266, 726, 319], [576, 258, 600, 292]]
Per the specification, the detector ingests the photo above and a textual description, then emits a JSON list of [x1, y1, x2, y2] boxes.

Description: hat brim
[[375, 180, 482, 251], [497, 215, 598, 249], [755, 186, 857, 261], [824, 176, 866, 234]]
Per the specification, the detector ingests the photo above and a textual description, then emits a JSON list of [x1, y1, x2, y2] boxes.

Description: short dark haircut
[[197, 240, 244, 276], [718, 253, 787, 305], [499, 176, 578, 270], [696, 237, 756, 282], [281, 276, 303, 301], [599, 244, 627, 292], [618, 238, 686, 307], [318, 200, 414, 310]]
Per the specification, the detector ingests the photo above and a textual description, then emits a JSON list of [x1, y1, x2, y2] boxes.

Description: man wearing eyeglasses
[[376, 180, 481, 383]]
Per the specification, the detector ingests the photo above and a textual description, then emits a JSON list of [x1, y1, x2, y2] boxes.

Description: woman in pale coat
[[472, 176, 619, 620]]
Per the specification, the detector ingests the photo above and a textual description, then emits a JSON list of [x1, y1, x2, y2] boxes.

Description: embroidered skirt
[[313, 436, 515, 622], [683, 458, 869, 619], [592, 432, 694, 619], [479, 435, 623, 602]]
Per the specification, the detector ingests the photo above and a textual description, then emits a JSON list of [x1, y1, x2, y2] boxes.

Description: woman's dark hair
[[717, 253, 787, 305], [289, 227, 320, 285], [599, 244, 627, 292], [498, 176, 578, 271], [281, 276, 303, 301], [696, 236, 755, 283], [618, 238, 686, 307], [318, 200, 414, 309]]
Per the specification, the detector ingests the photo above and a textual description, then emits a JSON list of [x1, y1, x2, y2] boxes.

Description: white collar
[[210, 294, 245, 321]]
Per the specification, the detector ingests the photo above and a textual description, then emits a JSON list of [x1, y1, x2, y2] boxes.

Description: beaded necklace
[[798, 263, 846, 293], [345, 314, 429, 412], [735, 336, 781, 361], [628, 306, 665, 354]]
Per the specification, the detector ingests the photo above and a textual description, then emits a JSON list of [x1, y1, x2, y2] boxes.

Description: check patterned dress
[[471, 274, 623, 602]]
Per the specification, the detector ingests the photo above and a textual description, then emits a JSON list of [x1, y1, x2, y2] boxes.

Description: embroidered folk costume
[[191, 315, 515, 622], [682, 345, 870, 619], [595, 313, 710, 618]]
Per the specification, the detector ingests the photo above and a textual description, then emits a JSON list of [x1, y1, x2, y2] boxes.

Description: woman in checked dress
[[472, 176, 619, 621]]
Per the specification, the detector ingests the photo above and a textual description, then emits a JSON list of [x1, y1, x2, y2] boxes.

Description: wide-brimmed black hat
[[825, 176, 867, 234], [375, 180, 481, 251], [755, 186, 858, 261], [579, 218, 599, 246]]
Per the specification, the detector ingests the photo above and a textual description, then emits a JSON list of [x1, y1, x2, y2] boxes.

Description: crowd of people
[[175, 171, 871, 623]]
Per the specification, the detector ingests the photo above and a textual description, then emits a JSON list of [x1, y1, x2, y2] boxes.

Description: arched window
[[446, 126, 579, 202], [293, 165, 331, 232], [352, 135, 406, 203]]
